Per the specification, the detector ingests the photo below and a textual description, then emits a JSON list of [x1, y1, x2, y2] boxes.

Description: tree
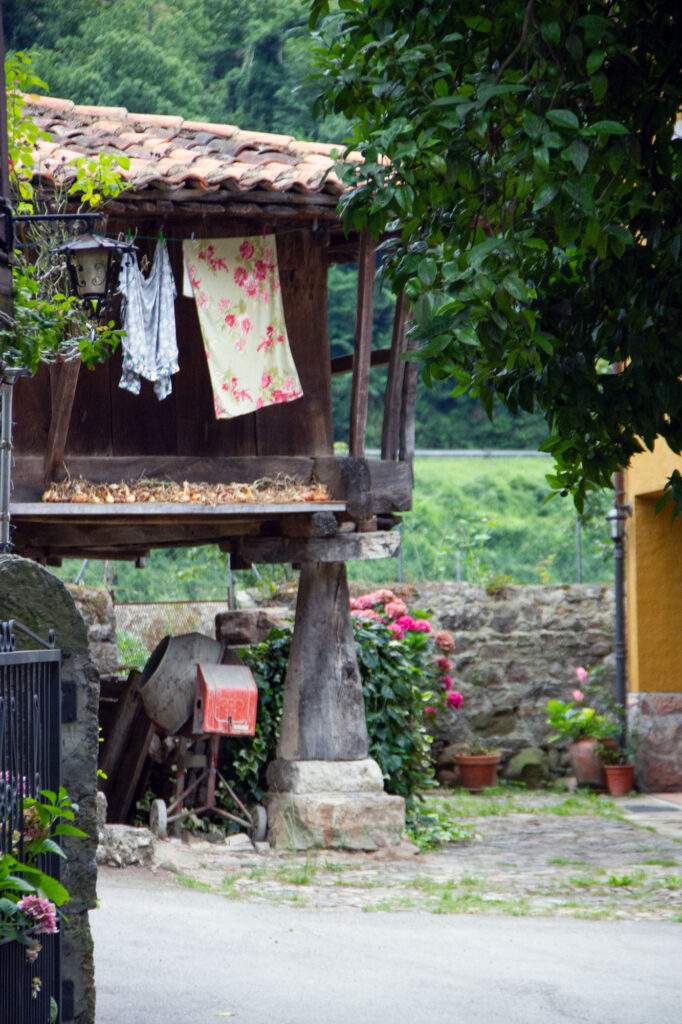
[[311, 0, 682, 508]]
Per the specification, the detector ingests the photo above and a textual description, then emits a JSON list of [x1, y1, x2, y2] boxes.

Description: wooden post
[[44, 359, 80, 483], [277, 561, 369, 760], [349, 230, 375, 457], [380, 291, 407, 461], [399, 330, 418, 470]]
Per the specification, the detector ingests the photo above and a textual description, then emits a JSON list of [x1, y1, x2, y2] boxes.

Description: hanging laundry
[[182, 235, 302, 419], [118, 238, 178, 401]]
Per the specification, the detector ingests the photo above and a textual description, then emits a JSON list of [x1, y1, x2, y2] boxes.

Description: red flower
[[254, 259, 268, 280], [239, 240, 255, 260], [234, 266, 248, 286], [446, 691, 463, 710]]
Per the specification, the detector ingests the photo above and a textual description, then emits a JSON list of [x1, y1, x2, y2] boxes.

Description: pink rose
[[234, 266, 248, 286], [254, 259, 268, 280], [575, 666, 588, 684], [246, 278, 259, 297], [224, 313, 236, 327], [261, 373, 272, 390], [440, 676, 453, 691], [436, 656, 452, 673], [572, 689, 584, 702], [446, 691, 463, 710], [240, 316, 253, 335], [239, 240, 255, 260], [424, 706, 436, 715]]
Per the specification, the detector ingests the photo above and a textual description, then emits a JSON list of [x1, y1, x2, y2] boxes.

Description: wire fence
[[115, 600, 230, 664]]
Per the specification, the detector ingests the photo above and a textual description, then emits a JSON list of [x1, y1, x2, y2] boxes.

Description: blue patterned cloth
[[118, 239, 178, 401]]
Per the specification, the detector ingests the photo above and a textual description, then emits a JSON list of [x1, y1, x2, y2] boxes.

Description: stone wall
[[0, 556, 99, 1024], [406, 582, 617, 786], [629, 694, 682, 792]]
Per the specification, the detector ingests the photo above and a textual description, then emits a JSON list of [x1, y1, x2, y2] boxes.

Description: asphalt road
[[93, 867, 679, 1024]]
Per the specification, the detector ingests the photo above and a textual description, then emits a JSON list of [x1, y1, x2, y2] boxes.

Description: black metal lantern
[[52, 231, 135, 316]]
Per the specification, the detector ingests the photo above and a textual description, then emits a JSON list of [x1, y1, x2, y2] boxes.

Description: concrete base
[[629, 694, 682, 791], [264, 759, 405, 851]]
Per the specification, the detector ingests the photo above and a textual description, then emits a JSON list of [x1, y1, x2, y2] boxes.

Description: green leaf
[[586, 50, 605, 75], [568, 138, 590, 174], [533, 183, 559, 211], [590, 74, 608, 103], [546, 109, 579, 131], [583, 120, 629, 136]]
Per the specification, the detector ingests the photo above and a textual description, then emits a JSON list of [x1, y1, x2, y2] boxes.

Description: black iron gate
[[0, 620, 62, 1024]]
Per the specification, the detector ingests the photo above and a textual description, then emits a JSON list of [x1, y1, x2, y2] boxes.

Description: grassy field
[[54, 456, 613, 600]]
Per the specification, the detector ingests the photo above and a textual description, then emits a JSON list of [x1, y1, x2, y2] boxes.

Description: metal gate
[[0, 620, 62, 1024]]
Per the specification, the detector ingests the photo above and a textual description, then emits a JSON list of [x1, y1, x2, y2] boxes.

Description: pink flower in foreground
[[396, 615, 417, 631], [17, 895, 58, 935], [384, 600, 407, 620], [434, 630, 455, 652], [440, 676, 453, 691], [572, 689, 584, 702], [446, 691, 463, 710], [436, 656, 452, 673], [387, 622, 404, 640], [575, 666, 588, 684], [356, 609, 382, 622]]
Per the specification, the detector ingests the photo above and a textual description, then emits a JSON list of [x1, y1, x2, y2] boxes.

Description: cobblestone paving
[[148, 792, 682, 921]]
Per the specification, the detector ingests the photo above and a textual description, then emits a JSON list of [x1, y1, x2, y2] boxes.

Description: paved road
[[93, 867, 680, 1024]]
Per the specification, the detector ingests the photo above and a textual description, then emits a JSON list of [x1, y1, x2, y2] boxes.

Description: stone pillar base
[[629, 694, 682, 791], [263, 759, 405, 851]]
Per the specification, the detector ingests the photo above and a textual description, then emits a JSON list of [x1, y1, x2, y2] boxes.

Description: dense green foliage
[[312, 0, 682, 509]]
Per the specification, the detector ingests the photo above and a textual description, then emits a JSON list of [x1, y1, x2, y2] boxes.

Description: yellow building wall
[[626, 440, 682, 694]]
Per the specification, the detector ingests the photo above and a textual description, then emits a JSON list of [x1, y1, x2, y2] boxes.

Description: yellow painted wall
[[625, 439, 682, 694]]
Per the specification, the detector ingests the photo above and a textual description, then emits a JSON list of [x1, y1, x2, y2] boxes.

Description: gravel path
[[130, 791, 682, 921]]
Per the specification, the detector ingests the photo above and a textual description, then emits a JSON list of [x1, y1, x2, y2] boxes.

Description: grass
[[424, 787, 626, 821], [176, 873, 212, 892]]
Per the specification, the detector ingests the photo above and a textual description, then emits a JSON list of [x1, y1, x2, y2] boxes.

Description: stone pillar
[[0, 555, 99, 1024], [264, 561, 404, 850], [629, 693, 682, 791]]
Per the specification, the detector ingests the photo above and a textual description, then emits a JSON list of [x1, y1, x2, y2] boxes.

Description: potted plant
[[544, 669, 617, 787], [455, 741, 501, 793], [599, 738, 636, 797]]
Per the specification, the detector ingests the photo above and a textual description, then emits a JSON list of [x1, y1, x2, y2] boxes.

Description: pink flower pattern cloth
[[182, 235, 303, 419]]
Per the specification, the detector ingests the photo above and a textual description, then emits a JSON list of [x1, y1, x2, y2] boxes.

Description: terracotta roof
[[19, 93, 362, 203]]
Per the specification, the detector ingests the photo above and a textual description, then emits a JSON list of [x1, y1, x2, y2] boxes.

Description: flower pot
[[569, 738, 606, 787], [604, 763, 635, 797], [455, 753, 500, 793]]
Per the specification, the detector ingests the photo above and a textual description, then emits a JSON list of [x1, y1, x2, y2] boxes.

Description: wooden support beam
[[44, 359, 80, 484], [331, 347, 391, 377], [399, 329, 418, 469], [238, 530, 400, 564], [349, 229, 375, 457], [381, 291, 407, 461]]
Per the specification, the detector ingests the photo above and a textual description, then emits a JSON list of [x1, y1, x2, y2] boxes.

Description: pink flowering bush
[[348, 589, 463, 799]]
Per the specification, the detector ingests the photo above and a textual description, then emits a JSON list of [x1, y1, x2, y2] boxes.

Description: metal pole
[[397, 522, 403, 583], [613, 532, 627, 749], [456, 549, 462, 583], [227, 552, 235, 610], [575, 515, 583, 583], [0, 368, 24, 552]]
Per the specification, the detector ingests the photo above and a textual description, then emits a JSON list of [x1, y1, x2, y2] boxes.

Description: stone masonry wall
[[407, 582, 617, 786]]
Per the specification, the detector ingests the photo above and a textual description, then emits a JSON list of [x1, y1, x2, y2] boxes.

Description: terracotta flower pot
[[455, 753, 500, 793], [604, 763, 635, 797], [569, 738, 606, 787]]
